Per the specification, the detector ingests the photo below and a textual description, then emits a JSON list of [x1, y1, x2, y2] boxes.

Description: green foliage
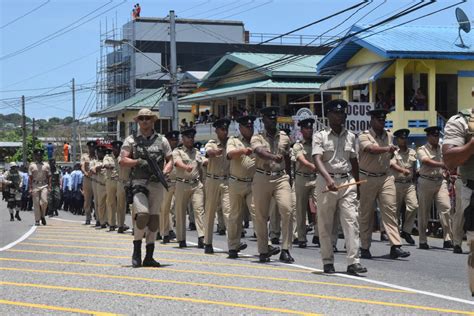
[[9, 136, 46, 163]]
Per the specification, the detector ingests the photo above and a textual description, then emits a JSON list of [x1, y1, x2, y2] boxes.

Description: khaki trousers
[[395, 182, 418, 234], [91, 178, 98, 221], [359, 174, 401, 249], [459, 184, 473, 294], [228, 179, 254, 251], [160, 183, 176, 236], [96, 180, 107, 225], [32, 185, 48, 221], [269, 198, 280, 239], [204, 178, 230, 245], [105, 179, 126, 227], [175, 181, 205, 241], [83, 177, 93, 221], [417, 178, 452, 244], [133, 181, 164, 243], [315, 176, 360, 265], [453, 178, 465, 247], [295, 175, 316, 243], [253, 173, 292, 253]]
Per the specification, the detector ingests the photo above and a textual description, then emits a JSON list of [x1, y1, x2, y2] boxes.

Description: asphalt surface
[[0, 202, 473, 315]]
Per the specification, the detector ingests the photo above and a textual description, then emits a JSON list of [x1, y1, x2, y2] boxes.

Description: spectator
[[67, 142, 71, 162], [180, 118, 188, 131], [46, 142, 54, 160], [63, 142, 69, 162], [135, 3, 141, 17], [414, 88, 427, 111]]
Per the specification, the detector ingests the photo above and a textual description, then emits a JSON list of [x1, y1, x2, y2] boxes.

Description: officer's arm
[[253, 147, 278, 161], [28, 175, 33, 192], [420, 157, 445, 168], [296, 154, 316, 172], [284, 154, 292, 185], [350, 157, 360, 183], [163, 154, 173, 175], [443, 140, 474, 170], [227, 148, 251, 159], [119, 148, 139, 168], [364, 144, 395, 154], [314, 154, 331, 183], [390, 161, 406, 174]]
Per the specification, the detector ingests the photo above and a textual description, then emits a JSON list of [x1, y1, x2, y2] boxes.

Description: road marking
[[49, 217, 83, 223], [0, 281, 320, 316], [0, 257, 410, 293], [30, 237, 131, 244], [0, 226, 37, 252], [0, 299, 119, 315], [35, 232, 131, 240], [5, 249, 309, 273], [1, 268, 472, 315]]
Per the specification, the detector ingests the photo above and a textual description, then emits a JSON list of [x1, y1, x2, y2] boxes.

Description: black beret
[[260, 106, 280, 119], [236, 115, 256, 127], [213, 118, 231, 129], [393, 129, 410, 138], [111, 140, 123, 149], [325, 99, 348, 113], [86, 140, 97, 147], [33, 148, 44, 154], [368, 108, 389, 119], [424, 126, 441, 135], [181, 128, 197, 137], [165, 130, 180, 139], [298, 118, 315, 128]]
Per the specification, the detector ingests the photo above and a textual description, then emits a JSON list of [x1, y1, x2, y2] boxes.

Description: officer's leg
[[460, 184, 474, 294], [418, 178, 434, 245], [269, 198, 281, 241], [295, 178, 310, 243], [315, 178, 338, 266], [358, 174, 377, 250], [117, 184, 126, 229], [252, 174, 274, 255], [133, 191, 150, 241], [435, 180, 453, 242], [191, 182, 205, 239], [204, 179, 220, 245], [274, 175, 293, 251], [83, 178, 93, 221], [160, 185, 175, 238], [453, 178, 465, 248], [378, 176, 402, 246], [144, 182, 163, 244], [220, 182, 231, 232], [106, 180, 117, 228], [402, 184, 419, 235], [338, 180, 361, 266], [174, 183, 190, 242], [228, 181, 244, 252]]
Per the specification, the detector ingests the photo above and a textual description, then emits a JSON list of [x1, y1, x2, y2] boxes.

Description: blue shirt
[[20, 172, 29, 190], [62, 173, 72, 192], [46, 144, 54, 160], [70, 170, 83, 191]]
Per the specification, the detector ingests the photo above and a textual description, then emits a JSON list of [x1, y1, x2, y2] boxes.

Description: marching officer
[[173, 128, 206, 248], [293, 118, 317, 248], [91, 145, 108, 229], [160, 131, 180, 243], [442, 107, 474, 296], [417, 126, 453, 249], [358, 109, 410, 259], [4, 162, 22, 221], [313, 99, 367, 275], [29, 148, 51, 226], [451, 168, 464, 254], [48, 159, 61, 217], [390, 129, 418, 245], [203, 118, 231, 254], [120, 108, 173, 268], [251, 106, 293, 263], [226, 115, 256, 258], [81, 140, 96, 225]]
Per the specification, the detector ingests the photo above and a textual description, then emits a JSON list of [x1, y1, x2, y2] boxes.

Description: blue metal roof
[[318, 24, 474, 72]]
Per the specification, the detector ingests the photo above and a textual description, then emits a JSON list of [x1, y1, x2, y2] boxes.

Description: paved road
[[0, 202, 473, 315]]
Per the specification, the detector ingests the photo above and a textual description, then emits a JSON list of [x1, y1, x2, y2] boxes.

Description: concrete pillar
[[394, 59, 409, 130], [309, 94, 315, 113], [266, 93, 271, 107], [369, 82, 375, 103]]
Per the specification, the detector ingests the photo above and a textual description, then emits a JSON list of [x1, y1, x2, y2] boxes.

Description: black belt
[[256, 168, 285, 177], [328, 172, 349, 179], [419, 175, 443, 181], [360, 170, 386, 177], [33, 180, 48, 185], [229, 175, 253, 183], [395, 178, 412, 184], [295, 171, 317, 178], [206, 173, 228, 180], [176, 177, 199, 184]]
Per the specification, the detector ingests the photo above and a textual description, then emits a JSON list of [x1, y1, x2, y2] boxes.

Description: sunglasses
[[137, 116, 152, 121]]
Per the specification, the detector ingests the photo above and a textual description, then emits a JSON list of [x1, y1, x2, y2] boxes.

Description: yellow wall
[[347, 48, 388, 67], [458, 76, 474, 111]]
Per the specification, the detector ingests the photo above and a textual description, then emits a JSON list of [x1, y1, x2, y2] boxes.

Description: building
[[316, 24, 474, 137]]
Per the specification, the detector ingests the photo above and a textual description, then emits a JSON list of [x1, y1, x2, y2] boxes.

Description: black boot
[[142, 244, 161, 267], [15, 211, 21, 221], [132, 240, 142, 268], [10, 213, 14, 221]]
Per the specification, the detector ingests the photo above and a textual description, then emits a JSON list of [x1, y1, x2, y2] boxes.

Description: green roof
[[200, 53, 325, 87], [180, 79, 321, 102]]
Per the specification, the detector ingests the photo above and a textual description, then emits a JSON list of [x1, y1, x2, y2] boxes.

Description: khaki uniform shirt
[[293, 139, 314, 174], [93, 158, 107, 184], [443, 109, 474, 181], [251, 130, 290, 172], [358, 128, 393, 173], [205, 138, 229, 177], [28, 161, 51, 187], [417, 143, 443, 178], [173, 146, 203, 180], [313, 127, 356, 174], [390, 148, 417, 181], [226, 135, 255, 179]]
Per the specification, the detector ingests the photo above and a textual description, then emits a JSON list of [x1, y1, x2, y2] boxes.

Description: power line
[[179, 0, 211, 15], [0, 0, 50, 29]]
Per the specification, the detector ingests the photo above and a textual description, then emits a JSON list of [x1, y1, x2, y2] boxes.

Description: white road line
[[49, 217, 83, 223], [0, 226, 37, 252]]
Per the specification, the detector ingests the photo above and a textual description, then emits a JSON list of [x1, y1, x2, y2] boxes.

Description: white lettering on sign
[[345, 102, 373, 134]]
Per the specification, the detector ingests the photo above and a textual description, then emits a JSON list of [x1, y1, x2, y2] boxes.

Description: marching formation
[[2, 103, 473, 295]]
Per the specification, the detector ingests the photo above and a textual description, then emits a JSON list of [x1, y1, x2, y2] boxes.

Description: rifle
[[138, 144, 169, 191]]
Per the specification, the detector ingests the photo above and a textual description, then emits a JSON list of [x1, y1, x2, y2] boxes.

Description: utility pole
[[72, 78, 77, 164], [32, 118, 36, 147], [169, 10, 179, 130], [21, 95, 26, 166]]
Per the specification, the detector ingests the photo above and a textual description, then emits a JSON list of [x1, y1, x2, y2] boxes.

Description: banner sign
[[345, 102, 373, 133]]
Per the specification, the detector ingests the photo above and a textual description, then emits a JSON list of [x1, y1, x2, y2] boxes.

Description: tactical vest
[[460, 110, 474, 181], [131, 133, 164, 181], [51, 171, 61, 187], [6, 171, 21, 191]]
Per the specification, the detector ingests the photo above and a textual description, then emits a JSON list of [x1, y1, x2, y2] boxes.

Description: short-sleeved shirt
[[103, 154, 119, 180], [313, 127, 356, 174], [358, 128, 393, 173], [417, 143, 443, 177], [390, 148, 417, 181], [80, 153, 93, 173], [205, 138, 229, 177], [226, 135, 255, 179], [443, 109, 474, 180], [28, 161, 51, 185], [251, 130, 290, 172], [173, 146, 203, 180], [293, 139, 314, 173]]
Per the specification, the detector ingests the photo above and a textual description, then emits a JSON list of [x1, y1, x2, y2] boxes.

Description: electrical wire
[[0, 0, 50, 29]]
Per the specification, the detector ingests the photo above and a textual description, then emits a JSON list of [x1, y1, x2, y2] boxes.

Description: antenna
[[455, 7, 471, 48]]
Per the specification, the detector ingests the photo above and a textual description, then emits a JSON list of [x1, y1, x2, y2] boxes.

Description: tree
[[9, 135, 46, 163]]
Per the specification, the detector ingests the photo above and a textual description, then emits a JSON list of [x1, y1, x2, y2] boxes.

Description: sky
[[0, 0, 473, 120]]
